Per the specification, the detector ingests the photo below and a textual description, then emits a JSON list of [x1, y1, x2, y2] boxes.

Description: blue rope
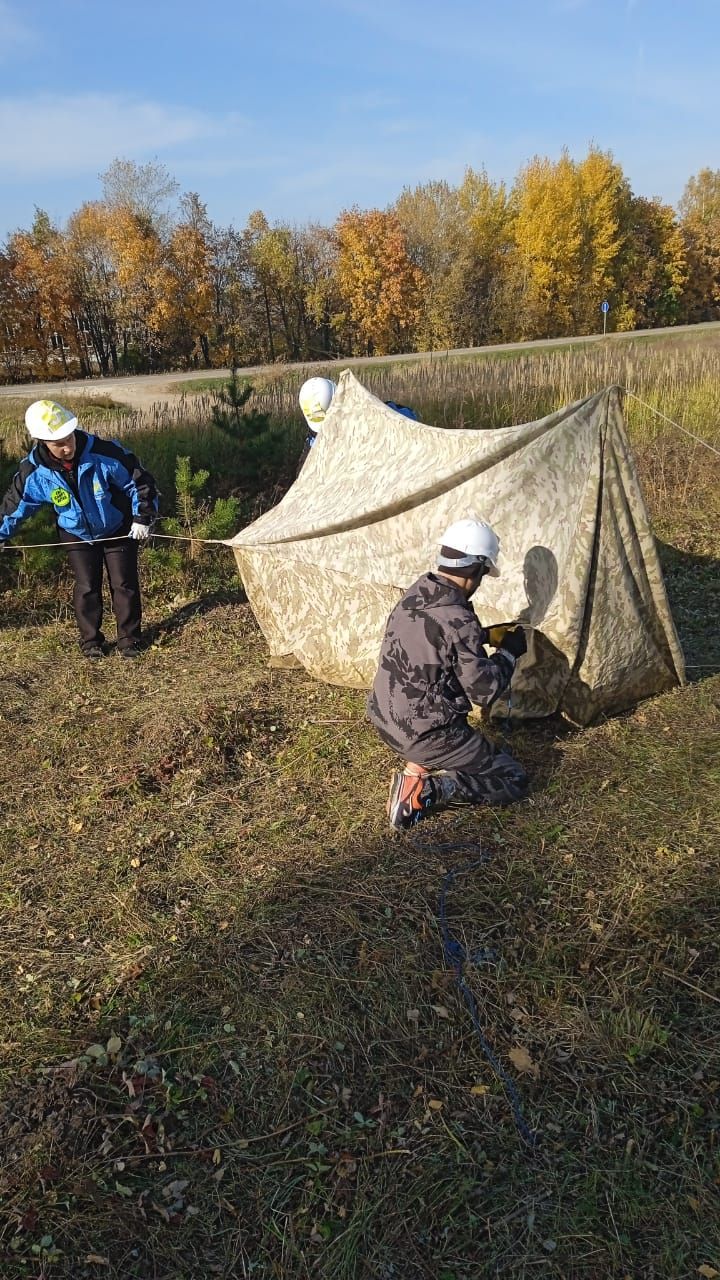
[[433, 846, 539, 1149]]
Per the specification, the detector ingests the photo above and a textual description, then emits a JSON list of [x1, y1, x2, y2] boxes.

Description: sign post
[[601, 299, 610, 336]]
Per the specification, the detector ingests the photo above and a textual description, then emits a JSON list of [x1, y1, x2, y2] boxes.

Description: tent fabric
[[231, 371, 685, 725]]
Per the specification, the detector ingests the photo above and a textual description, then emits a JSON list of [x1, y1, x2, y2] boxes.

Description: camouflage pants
[[436, 748, 528, 808], [416, 726, 528, 808]]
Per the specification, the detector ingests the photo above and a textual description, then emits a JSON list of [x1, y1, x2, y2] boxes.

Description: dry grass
[[0, 333, 719, 1278], [0, 601, 718, 1279]]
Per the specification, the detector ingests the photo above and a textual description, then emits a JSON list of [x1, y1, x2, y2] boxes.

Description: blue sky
[[0, 0, 716, 237]]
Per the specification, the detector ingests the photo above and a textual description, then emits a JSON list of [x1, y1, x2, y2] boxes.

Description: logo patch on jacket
[[50, 486, 71, 508], [93, 478, 104, 496]]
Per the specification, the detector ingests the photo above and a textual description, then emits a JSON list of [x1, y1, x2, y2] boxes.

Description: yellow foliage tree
[[149, 196, 214, 367], [510, 147, 629, 338], [106, 207, 165, 367], [65, 201, 122, 374], [394, 180, 464, 349], [6, 211, 81, 377], [679, 169, 720, 322], [615, 197, 687, 330], [333, 209, 424, 355]]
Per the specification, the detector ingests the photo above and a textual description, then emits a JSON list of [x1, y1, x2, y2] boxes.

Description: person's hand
[[488, 622, 517, 648], [498, 626, 527, 660], [129, 521, 151, 541]]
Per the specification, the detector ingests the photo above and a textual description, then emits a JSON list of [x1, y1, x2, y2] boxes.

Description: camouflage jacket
[[367, 573, 514, 757]]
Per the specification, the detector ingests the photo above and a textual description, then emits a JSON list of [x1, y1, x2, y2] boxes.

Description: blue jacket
[[0, 431, 158, 543]]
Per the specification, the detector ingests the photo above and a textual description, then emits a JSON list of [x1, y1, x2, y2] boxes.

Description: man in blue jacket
[[0, 399, 158, 659]]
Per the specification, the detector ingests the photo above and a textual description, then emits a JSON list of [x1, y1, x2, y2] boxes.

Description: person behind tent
[[0, 400, 158, 659], [296, 378, 418, 473], [367, 517, 529, 829], [297, 377, 337, 474]]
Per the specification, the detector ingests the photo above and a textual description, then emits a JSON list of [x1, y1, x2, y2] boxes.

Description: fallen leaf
[[698, 1267, 720, 1279], [406, 1009, 420, 1022], [428, 1099, 443, 1111], [212, 1148, 222, 1166], [84, 1256, 109, 1267], [106, 1035, 122, 1056], [508, 1045, 540, 1078], [431, 1005, 450, 1019], [470, 1084, 489, 1097]]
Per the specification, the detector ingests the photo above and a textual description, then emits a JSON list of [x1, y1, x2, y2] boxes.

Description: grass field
[[0, 335, 719, 1279]]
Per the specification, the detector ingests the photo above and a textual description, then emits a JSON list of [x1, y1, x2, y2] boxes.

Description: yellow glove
[[488, 623, 515, 648]]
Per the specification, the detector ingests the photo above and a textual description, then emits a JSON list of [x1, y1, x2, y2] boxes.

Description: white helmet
[[26, 399, 78, 442], [438, 517, 501, 577], [299, 377, 336, 430]]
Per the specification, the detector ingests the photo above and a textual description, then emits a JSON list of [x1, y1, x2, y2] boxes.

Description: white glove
[[129, 521, 151, 541]]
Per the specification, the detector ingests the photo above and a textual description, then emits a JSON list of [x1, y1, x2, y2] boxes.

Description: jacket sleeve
[[111, 441, 159, 523], [452, 615, 515, 707], [0, 460, 46, 541]]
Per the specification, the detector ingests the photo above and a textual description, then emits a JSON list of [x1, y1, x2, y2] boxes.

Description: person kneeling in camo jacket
[[0, 400, 158, 659], [367, 517, 529, 830]]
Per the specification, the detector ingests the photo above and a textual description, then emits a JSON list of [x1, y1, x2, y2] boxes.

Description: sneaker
[[387, 770, 437, 830], [82, 644, 105, 660], [119, 643, 143, 659]]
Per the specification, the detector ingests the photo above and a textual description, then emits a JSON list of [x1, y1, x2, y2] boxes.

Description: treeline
[[1, 150, 719, 381]]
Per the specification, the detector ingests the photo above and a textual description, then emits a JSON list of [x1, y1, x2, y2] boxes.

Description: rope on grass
[[428, 842, 539, 1149], [622, 389, 720, 458]]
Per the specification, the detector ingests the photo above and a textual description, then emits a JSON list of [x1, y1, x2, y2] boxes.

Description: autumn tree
[[678, 169, 720, 322], [144, 193, 215, 367], [509, 147, 629, 338], [614, 196, 687, 329], [6, 210, 82, 377], [0, 248, 27, 380], [394, 180, 464, 349], [101, 158, 180, 238], [457, 168, 516, 343], [246, 211, 319, 361], [299, 222, 341, 359], [65, 202, 122, 375], [333, 209, 424, 355]]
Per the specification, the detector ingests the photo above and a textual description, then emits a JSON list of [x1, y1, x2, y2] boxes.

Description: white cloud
[[0, 94, 248, 179]]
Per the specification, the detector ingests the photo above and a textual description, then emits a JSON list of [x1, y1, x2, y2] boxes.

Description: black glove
[[498, 626, 527, 660]]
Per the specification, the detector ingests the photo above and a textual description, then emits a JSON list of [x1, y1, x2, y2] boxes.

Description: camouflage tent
[[231, 371, 684, 725]]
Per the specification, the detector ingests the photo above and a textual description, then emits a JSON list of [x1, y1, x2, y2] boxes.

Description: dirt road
[[1, 321, 718, 411]]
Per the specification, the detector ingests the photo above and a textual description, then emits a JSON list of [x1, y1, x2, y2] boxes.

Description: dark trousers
[[380, 721, 529, 808], [59, 532, 142, 652], [439, 737, 529, 807]]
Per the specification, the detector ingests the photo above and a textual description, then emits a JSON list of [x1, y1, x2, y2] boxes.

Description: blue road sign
[[601, 300, 610, 314]]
